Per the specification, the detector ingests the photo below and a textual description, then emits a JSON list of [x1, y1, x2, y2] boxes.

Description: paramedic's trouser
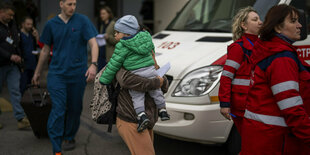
[[129, 66, 166, 114], [47, 74, 86, 153]]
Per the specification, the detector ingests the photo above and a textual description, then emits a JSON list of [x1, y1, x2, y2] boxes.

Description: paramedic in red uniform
[[241, 4, 310, 155], [219, 6, 262, 134]]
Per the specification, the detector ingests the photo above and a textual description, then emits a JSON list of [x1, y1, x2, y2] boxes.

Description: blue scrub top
[[40, 13, 98, 77], [20, 32, 37, 70]]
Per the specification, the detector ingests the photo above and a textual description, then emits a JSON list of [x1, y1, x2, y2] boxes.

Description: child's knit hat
[[114, 15, 140, 35]]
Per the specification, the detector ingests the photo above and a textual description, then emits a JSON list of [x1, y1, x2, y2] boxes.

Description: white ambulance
[[152, 0, 310, 153]]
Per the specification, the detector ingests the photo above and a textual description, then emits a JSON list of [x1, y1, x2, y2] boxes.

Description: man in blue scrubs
[[32, 0, 98, 154]]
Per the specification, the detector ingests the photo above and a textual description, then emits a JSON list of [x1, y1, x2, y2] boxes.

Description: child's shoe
[[159, 109, 170, 121], [137, 112, 150, 132]]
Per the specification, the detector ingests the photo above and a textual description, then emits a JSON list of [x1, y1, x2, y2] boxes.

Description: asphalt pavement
[[0, 65, 226, 155]]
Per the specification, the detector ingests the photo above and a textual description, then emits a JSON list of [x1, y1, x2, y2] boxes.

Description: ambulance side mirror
[[298, 9, 308, 41]]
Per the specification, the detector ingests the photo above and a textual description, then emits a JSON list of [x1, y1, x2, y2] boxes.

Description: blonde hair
[[232, 6, 257, 41]]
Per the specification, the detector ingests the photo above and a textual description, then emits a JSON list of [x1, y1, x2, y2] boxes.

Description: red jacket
[[241, 36, 310, 155], [38, 41, 53, 64], [219, 33, 257, 116]]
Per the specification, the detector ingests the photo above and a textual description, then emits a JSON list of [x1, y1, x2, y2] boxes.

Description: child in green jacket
[[99, 15, 169, 132]]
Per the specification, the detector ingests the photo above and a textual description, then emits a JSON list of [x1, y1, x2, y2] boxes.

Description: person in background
[[219, 6, 262, 135], [97, 6, 117, 71], [19, 16, 39, 95], [241, 4, 310, 154], [0, 1, 30, 130], [32, 0, 98, 154]]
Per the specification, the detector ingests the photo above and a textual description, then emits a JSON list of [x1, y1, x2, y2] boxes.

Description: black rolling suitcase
[[21, 86, 52, 138]]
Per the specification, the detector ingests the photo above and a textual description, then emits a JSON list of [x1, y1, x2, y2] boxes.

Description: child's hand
[[104, 33, 108, 40]]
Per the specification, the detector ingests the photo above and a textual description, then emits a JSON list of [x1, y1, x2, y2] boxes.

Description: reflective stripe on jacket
[[219, 33, 258, 116], [241, 36, 310, 155]]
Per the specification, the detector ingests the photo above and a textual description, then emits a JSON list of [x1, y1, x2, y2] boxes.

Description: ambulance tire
[[225, 125, 241, 155]]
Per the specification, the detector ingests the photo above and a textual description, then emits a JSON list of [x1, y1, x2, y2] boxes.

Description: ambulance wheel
[[225, 125, 241, 155]]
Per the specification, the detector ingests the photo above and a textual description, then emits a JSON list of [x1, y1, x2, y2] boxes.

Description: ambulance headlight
[[172, 66, 223, 97]]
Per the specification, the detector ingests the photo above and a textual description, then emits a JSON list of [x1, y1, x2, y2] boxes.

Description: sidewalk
[[0, 63, 226, 155], [0, 62, 130, 155], [0, 83, 130, 155]]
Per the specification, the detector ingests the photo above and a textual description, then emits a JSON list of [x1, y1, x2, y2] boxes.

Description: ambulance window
[[253, 0, 279, 22], [290, 0, 310, 34], [167, 0, 264, 32]]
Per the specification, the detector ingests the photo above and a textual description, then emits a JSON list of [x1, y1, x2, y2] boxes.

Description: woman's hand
[[220, 107, 231, 120], [104, 33, 108, 40], [155, 64, 160, 70], [157, 76, 164, 87]]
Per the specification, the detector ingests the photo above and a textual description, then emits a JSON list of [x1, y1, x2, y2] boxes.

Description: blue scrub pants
[[47, 73, 86, 153], [0, 65, 25, 121]]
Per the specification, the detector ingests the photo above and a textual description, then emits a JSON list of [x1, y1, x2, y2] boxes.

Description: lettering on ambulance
[[157, 41, 180, 49], [295, 45, 310, 61]]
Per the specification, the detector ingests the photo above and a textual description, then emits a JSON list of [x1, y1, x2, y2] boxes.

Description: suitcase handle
[[26, 84, 41, 89], [26, 85, 49, 107]]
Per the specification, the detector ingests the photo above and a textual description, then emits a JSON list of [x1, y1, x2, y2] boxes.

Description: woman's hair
[[259, 4, 299, 41], [99, 6, 114, 21], [232, 6, 257, 41]]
